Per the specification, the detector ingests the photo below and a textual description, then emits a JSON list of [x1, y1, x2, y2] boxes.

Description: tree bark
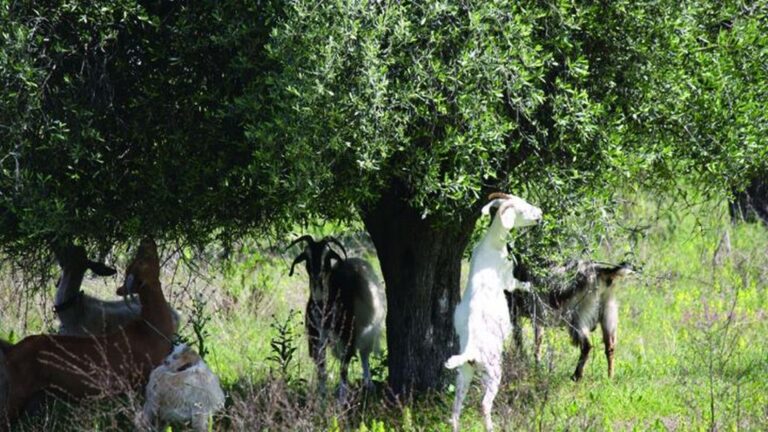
[[730, 174, 768, 225], [361, 186, 480, 395], [0, 346, 8, 422]]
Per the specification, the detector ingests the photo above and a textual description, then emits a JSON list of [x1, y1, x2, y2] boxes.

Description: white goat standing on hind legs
[[446, 192, 542, 432]]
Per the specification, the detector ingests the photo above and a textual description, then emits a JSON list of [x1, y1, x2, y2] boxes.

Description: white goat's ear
[[481, 199, 504, 216], [499, 204, 518, 229]]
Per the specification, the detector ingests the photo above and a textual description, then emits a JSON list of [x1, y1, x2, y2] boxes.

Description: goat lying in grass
[[288, 235, 386, 398], [446, 193, 542, 432], [0, 239, 175, 424], [54, 243, 180, 336], [506, 257, 634, 381], [137, 344, 225, 432]]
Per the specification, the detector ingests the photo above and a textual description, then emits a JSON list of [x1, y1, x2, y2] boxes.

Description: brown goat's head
[[287, 235, 346, 301], [116, 238, 160, 296]]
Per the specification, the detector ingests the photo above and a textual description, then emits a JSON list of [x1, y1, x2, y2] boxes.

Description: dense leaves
[[250, 0, 768, 237], [0, 0, 279, 259]]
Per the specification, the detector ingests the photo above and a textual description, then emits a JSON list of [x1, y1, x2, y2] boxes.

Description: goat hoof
[[335, 383, 349, 403], [570, 373, 582, 382]]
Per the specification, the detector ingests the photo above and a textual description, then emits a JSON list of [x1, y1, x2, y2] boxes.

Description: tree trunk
[[361, 186, 480, 395], [730, 174, 768, 225], [0, 347, 8, 422]]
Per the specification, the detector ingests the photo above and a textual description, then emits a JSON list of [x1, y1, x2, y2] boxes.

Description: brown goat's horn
[[488, 192, 513, 200], [321, 236, 347, 259], [286, 235, 315, 252]]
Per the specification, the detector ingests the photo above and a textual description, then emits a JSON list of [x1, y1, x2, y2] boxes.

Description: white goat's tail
[[445, 351, 476, 369]]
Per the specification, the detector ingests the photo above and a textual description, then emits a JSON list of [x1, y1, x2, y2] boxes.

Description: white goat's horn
[[488, 192, 513, 200]]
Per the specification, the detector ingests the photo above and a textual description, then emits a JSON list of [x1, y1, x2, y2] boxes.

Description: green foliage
[[1, 0, 765, 270], [252, 0, 631, 221], [625, 1, 768, 192], [246, 0, 767, 258], [0, 0, 280, 261]]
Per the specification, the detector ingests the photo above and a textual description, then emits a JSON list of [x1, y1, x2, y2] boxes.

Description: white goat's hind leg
[[481, 366, 502, 432], [361, 350, 374, 390], [450, 363, 474, 432]]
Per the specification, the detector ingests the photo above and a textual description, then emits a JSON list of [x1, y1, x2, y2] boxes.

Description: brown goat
[[0, 238, 174, 424], [53, 242, 180, 336]]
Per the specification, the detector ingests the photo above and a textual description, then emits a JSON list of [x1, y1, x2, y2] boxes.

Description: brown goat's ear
[[87, 260, 117, 277], [289, 252, 308, 276]]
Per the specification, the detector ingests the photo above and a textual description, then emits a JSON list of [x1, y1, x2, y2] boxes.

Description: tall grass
[[1, 196, 767, 431]]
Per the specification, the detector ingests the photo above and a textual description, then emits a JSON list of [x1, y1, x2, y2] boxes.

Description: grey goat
[[506, 255, 634, 381]]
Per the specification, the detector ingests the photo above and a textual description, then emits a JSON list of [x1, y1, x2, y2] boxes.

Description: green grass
[[2, 196, 767, 431]]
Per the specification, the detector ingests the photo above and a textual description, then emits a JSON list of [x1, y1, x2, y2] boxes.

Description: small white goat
[[446, 192, 542, 432], [137, 344, 225, 432]]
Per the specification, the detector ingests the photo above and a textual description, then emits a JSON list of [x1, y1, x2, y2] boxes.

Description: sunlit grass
[[1, 196, 767, 430]]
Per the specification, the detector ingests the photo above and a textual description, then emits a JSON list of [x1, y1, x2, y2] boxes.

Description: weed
[[267, 309, 305, 387]]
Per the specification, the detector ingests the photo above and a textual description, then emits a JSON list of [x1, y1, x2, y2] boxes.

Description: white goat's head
[[287, 235, 347, 302], [482, 192, 542, 229]]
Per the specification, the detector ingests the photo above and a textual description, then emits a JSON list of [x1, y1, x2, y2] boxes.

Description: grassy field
[[1, 195, 767, 431]]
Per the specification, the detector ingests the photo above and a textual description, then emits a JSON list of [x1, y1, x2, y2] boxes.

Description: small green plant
[[186, 291, 212, 360], [267, 309, 303, 386]]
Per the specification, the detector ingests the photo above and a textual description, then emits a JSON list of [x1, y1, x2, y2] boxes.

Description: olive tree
[[247, 0, 749, 393], [1, 0, 764, 395]]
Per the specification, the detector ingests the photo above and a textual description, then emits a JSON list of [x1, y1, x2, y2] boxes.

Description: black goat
[[288, 235, 386, 397], [506, 255, 634, 381]]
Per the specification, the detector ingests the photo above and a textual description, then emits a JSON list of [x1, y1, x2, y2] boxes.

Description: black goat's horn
[[321, 236, 347, 259], [289, 252, 308, 276], [324, 249, 343, 269], [286, 235, 315, 252]]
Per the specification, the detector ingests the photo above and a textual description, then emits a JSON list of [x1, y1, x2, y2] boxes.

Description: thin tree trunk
[[361, 186, 480, 395]]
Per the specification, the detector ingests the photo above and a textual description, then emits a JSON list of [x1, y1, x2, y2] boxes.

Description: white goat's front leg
[[450, 363, 474, 432], [135, 399, 158, 431], [504, 276, 532, 293], [502, 260, 532, 293]]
